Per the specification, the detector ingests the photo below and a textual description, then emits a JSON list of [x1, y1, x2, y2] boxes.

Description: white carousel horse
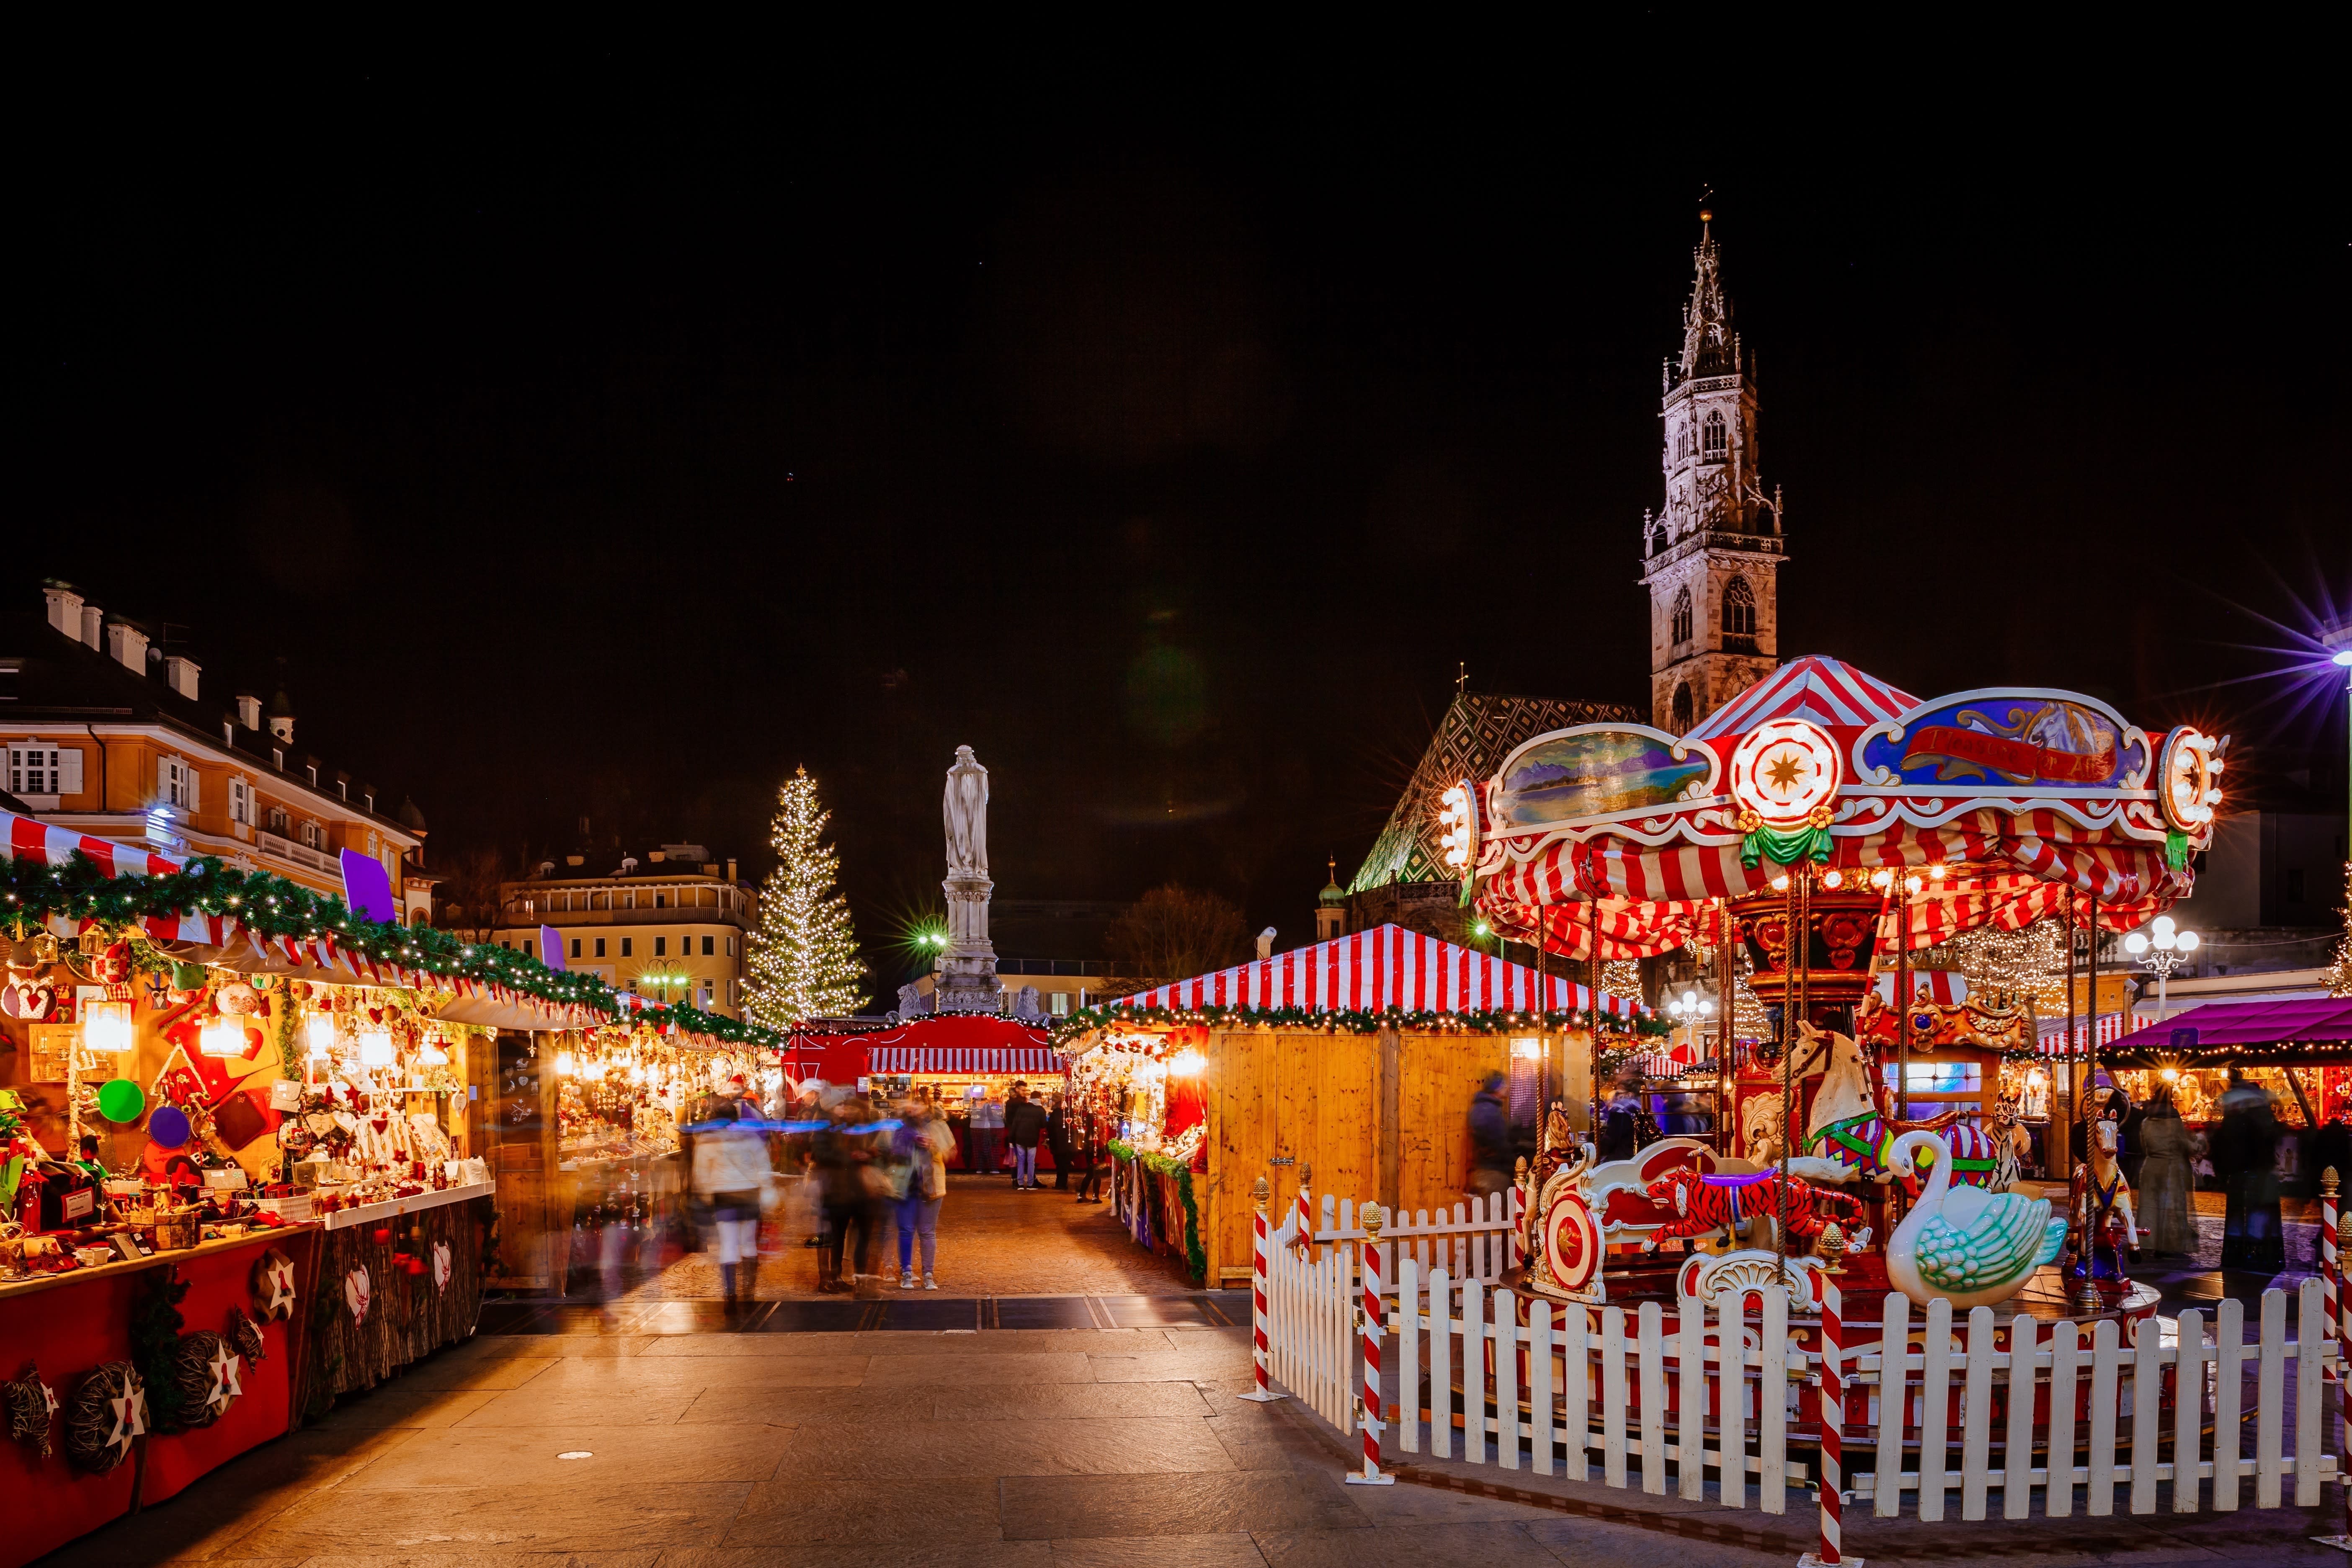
[[2075, 1115, 2137, 1258], [1885, 1128, 2066, 1310]]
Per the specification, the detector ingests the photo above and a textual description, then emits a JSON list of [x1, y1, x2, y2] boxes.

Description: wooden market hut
[[1072, 923, 1645, 1285]]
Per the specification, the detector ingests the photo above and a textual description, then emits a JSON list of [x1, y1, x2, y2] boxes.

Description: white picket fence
[[1265, 1191, 1514, 1431], [1261, 1192, 2344, 1530]]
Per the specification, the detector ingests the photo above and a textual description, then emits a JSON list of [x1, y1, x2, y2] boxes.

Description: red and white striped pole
[[1242, 1176, 1285, 1403], [1801, 1272, 1849, 1566], [1292, 1162, 1315, 1261], [2324, 1168, 2340, 1387], [2326, 1176, 2352, 1553], [1345, 1202, 1395, 1485]]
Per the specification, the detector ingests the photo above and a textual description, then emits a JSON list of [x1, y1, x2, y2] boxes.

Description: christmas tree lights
[[744, 768, 865, 1029]]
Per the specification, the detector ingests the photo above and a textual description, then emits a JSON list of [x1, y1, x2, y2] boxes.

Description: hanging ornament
[[227, 1308, 268, 1367], [6, 1362, 58, 1458], [169, 1332, 240, 1428], [344, 1264, 372, 1325], [430, 1240, 452, 1292], [251, 1248, 298, 1320], [65, 1362, 145, 1474]]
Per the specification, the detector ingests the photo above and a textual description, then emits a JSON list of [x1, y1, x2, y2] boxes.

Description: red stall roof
[[1113, 923, 1644, 1018], [782, 1012, 1063, 1082]]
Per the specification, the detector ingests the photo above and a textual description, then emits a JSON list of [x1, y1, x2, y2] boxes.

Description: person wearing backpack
[[892, 1088, 955, 1289]]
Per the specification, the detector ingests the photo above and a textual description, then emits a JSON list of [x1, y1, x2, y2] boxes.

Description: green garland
[[1053, 1001, 1665, 1046], [131, 1265, 190, 1431], [0, 850, 788, 1048], [1105, 1141, 1207, 1284]]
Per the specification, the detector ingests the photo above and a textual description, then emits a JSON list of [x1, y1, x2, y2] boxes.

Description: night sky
[[16, 52, 2348, 981]]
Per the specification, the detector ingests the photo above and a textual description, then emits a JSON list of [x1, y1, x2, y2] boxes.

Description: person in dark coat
[[2213, 1073, 2285, 1273], [1596, 1073, 1644, 1163], [1468, 1073, 1511, 1203], [1005, 1084, 1049, 1191], [1046, 1096, 1073, 1191]]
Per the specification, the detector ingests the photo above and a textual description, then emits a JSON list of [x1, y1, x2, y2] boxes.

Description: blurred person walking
[[2136, 1086, 2196, 1256], [813, 1098, 882, 1293], [972, 1092, 1005, 1178], [1046, 1093, 1073, 1191], [1073, 1100, 1105, 1204], [893, 1089, 954, 1288], [691, 1101, 771, 1311], [1468, 1072, 1512, 1202], [1006, 1082, 1048, 1190]]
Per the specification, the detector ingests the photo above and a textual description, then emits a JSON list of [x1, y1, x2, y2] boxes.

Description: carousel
[[1452, 656, 2222, 1438]]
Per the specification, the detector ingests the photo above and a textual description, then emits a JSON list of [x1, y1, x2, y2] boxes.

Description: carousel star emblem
[[1764, 750, 1808, 792], [205, 1345, 243, 1416], [106, 1380, 147, 1460]]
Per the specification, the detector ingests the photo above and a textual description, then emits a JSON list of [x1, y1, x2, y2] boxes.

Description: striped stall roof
[[1684, 654, 1919, 743], [4, 808, 187, 878], [1114, 923, 1643, 1018], [2036, 1011, 2136, 1053], [784, 1013, 1062, 1083], [868, 1043, 1065, 1075]]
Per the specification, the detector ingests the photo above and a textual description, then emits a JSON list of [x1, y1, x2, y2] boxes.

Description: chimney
[[235, 694, 262, 730], [42, 585, 83, 637], [105, 622, 150, 675], [80, 605, 103, 650], [725, 858, 738, 882], [164, 655, 200, 701]]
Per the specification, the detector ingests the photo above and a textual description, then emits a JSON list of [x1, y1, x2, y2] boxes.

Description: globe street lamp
[[1666, 988, 1716, 1058], [2122, 915, 2200, 1024]]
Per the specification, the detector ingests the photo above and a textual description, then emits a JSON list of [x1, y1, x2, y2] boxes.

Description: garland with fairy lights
[[0, 850, 787, 1048], [1051, 1002, 1665, 1046]]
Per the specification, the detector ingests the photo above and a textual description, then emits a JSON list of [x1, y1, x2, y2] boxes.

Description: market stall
[[1059, 923, 1647, 1285], [2105, 996, 2352, 1157], [784, 1014, 1065, 1173]]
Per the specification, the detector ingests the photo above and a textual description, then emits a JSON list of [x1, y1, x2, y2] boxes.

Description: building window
[[300, 820, 322, 849], [595, 937, 607, 958], [7, 745, 80, 798], [523, 938, 534, 958], [655, 893, 666, 908], [267, 805, 289, 835], [1723, 575, 1756, 637], [1670, 585, 1693, 645], [1702, 408, 1726, 456], [1051, 993, 1070, 1017], [700, 980, 714, 1008], [621, 938, 633, 958], [229, 778, 251, 825], [726, 936, 736, 957], [655, 936, 667, 957], [160, 756, 196, 810], [1671, 682, 1694, 733], [702, 934, 714, 956], [571, 938, 583, 958]]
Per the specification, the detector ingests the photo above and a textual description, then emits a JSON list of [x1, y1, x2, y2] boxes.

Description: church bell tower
[[1640, 211, 1784, 734]]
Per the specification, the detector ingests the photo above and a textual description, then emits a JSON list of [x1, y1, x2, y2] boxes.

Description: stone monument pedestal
[[935, 870, 1000, 1013]]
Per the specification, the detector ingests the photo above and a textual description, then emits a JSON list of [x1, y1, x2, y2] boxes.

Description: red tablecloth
[[0, 1226, 320, 1568]]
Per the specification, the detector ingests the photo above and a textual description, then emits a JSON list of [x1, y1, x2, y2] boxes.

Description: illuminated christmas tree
[[2327, 861, 2352, 998], [744, 769, 864, 1028]]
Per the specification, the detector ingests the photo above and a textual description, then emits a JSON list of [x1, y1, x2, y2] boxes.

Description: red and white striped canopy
[[1113, 924, 1643, 1018], [2037, 1012, 2136, 1053], [1685, 655, 1918, 745], [1874, 970, 1970, 1006], [784, 1013, 1063, 1082], [5, 809, 186, 878], [1472, 656, 2199, 962]]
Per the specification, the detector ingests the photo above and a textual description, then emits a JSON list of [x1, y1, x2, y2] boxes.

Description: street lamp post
[[2329, 627, 2352, 844], [2122, 915, 2201, 1024], [1666, 988, 1716, 1059]]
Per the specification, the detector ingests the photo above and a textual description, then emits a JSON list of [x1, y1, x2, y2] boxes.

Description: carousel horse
[[1793, 1021, 1992, 1188], [1740, 1087, 1864, 1187], [2071, 1115, 2137, 1275]]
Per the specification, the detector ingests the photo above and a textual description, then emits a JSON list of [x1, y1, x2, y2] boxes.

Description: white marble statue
[[945, 745, 989, 877]]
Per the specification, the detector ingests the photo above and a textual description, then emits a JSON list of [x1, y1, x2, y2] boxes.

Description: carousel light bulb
[[1772, 874, 1790, 891], [1871, 868, 1894, 889], [357, 1028, 395, 1067], [1928, 864, 1949, 880], [1821, 869, 1844, 889]]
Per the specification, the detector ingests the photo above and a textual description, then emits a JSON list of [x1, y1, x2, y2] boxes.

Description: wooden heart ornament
[[343, 1265, 371, 1325], [430, 1241, 452, 1292]]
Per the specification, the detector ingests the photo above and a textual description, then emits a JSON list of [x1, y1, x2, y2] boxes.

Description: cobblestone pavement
[[45, 1316, 2348, 1567], [602, 1175, 1197, 1301]]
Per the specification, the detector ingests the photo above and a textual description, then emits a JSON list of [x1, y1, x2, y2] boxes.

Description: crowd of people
[[670, 1075, 1112, 1302]]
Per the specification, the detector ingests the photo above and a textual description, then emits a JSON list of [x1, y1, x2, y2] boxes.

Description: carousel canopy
[[1112, 923, 1643, 1019], [784, 1012, 1063, 1082], [1470, 655, 2220, 961], [2104, 997, 2352, 1063]]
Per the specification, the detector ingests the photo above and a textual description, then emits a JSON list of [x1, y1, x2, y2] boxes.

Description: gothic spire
[[1678, 209, 1736, 381]]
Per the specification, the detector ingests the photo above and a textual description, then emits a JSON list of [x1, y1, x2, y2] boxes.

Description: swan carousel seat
[[1885, 1128, 2066, 1310]]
